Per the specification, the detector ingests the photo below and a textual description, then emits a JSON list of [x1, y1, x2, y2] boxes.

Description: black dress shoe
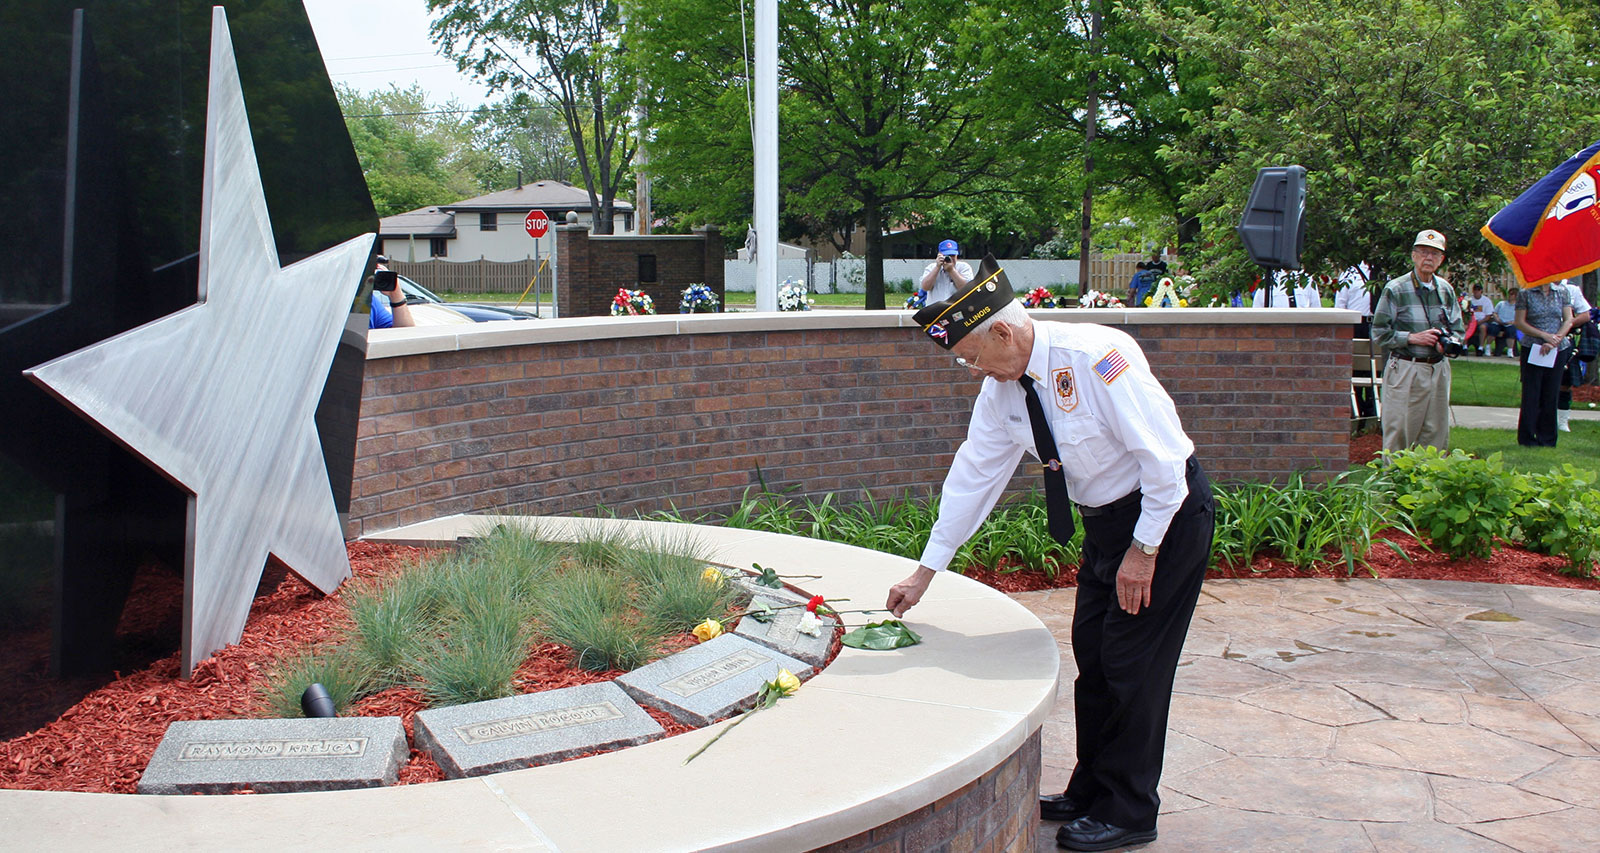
[[1056, 817, 1157, 851], [1039, 793, 1090, 822]]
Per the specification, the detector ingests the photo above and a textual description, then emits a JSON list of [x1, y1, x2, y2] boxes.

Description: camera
[[374, 269, 398, 292], [1435, 325, 1465, 358]]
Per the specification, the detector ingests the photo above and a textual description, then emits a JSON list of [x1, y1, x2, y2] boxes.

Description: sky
[[302, 0, 496, 108]]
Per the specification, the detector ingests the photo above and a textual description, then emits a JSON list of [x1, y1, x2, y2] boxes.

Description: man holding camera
[[919, 239, 974, 303], [1371, 230, 1465, 453], [368, 255, 414, 329]]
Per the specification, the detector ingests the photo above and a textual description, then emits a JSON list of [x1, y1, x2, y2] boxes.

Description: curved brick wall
[[349, 310, 1354, 537], [813, 728, 1041, 853]]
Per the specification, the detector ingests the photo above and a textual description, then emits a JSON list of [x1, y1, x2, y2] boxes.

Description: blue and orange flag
[[1481, 141, 1600, 288]]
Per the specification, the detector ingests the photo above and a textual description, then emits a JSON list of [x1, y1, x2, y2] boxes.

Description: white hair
[[971, 299, 1030, 340]]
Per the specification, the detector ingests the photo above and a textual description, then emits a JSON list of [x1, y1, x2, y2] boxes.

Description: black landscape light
[[301, 682, 337, 718]]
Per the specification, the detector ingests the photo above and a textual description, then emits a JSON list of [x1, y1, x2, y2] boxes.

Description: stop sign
[[524, 209, 550, 238]]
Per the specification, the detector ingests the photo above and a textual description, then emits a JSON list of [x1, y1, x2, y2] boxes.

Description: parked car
[[398, 275, 539, 322]]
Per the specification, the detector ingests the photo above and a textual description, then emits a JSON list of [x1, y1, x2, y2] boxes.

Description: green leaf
[[747, 600, 775, 623], [751, 565, 784, 589], [841, 620, 923, 650]]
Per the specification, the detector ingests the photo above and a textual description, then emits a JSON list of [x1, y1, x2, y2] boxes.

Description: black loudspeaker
[[1237, 165, 1307, 270]]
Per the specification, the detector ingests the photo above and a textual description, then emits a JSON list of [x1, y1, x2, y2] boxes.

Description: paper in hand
[[1528, 344, 1558, 368]]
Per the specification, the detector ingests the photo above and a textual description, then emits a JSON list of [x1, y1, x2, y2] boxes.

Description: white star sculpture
[[26, 8, 373, 674]]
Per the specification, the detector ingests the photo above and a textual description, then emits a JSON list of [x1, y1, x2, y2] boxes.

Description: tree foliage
[[338, 84, 489, 217], [429, 0, 636, 233], [1140, 0, 1600, 290]]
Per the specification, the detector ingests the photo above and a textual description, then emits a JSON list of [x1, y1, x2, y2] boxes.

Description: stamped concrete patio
[[1015, 579, 1600, 852]]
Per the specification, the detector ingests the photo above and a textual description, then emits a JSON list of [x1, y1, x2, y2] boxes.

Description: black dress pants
[[1518, 346, 1570, 446], [1064, 457, 1215, 831]]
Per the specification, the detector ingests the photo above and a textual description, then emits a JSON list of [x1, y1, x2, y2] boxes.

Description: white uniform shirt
[[1251, 283, 1321, 308], [921, 259, 975, 303], [1333, 282, 1371, 317], [918, 322, 1194, 573], [1560, 281, 1593, 315]]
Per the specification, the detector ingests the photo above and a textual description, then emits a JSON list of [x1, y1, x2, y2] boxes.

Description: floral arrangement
[[679, 282, 721, 314], [904, 289, 928, 310], [1022, 286, 1057, 309], [1078, 289, 1126, 309], [611, 287, 656, 316], [777, 278, 813, 311], [1141, 277, 1189, 308]]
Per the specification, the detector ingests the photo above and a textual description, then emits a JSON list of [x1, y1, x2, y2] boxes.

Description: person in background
[[1370, 229, 1464, 453], [1252, 270, 1321, 308], [918, 239, 973, 304], [1334, 265, 1374, 337], [1512, 280, 1574, 446], [1484, 290, 1518, 357], [368, 255, 414, 329], [1466, 284, 1495, 355], [1555, 279, 1592, 432]]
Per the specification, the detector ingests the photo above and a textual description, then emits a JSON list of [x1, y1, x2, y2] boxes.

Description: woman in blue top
[[1513, 283, 1575, 446]]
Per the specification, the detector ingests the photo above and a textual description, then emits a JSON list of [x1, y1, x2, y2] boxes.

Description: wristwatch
[[1131, 538, 1159, 557]]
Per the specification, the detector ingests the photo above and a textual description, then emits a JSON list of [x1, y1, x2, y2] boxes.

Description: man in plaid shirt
[[1370, 229, 1466, 453]]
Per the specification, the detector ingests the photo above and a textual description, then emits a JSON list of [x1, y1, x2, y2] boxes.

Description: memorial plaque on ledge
[[138, 717, 407, 795], [616, 633, 813, 727], [413, 682, 664, 779], [734, 593, 837, 668]]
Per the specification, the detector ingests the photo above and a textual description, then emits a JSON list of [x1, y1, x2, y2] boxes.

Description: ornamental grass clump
[[259, 523, 734, 713]]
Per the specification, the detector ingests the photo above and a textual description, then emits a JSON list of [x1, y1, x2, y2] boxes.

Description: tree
[[633, 0, 1023, 308], [472, 92, 581, 187], [1141, 0, 1600, 289], [429, 0, 636, 234], [337, 84, 489, 217]]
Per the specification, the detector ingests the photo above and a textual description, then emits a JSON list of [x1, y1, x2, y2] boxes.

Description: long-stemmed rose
[[682, 668, 802, 764]]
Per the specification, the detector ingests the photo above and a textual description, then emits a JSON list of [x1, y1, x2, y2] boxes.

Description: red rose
[[806, 595, 825, 613]]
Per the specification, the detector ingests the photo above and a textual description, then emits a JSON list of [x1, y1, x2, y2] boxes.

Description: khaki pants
[[1381, 357, 1451, 453]]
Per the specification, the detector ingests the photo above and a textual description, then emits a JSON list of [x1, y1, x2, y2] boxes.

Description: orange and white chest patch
[[1053, 367, 1078, 413]]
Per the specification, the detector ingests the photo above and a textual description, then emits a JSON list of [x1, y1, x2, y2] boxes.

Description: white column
[[754, 0, 778, 312]]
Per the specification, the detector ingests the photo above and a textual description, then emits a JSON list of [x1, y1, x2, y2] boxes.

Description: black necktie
[[1018, 375, 1076, 545]]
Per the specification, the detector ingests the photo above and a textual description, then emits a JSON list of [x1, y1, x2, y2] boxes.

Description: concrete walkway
[[1449, 405, 1600, 429], [1015, 579, 1600, 852]]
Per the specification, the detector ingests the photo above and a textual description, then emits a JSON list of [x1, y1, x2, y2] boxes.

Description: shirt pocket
[[1050, 412, 1106, 469]]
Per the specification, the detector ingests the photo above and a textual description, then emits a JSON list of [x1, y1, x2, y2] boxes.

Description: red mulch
[[1573, 384, 1600, 404], [1350, 430, 1383, 467], [4, 532, 1593, 795]]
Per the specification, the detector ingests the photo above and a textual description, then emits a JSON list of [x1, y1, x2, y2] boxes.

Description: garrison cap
[[912, 254, 1014, 350]]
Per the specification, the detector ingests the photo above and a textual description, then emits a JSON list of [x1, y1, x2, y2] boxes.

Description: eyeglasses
[[955, 354, 980, 369]]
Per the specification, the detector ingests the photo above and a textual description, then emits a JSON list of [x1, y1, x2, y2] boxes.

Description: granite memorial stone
[[734, 593, 837, 667], [616, 633, 813, 727], [138, 717, 407, 795], [413, 682, 664, 778]]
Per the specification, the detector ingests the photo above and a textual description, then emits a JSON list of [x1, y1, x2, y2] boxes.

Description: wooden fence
[[1087, 252, 1174, 295], [390, 258, 552, 298]]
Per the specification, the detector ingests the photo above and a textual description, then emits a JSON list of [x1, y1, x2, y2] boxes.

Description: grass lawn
[[1449, 358, 1525, 407], [1447, 420, 1600, 476], [722, 291, 871, 308]]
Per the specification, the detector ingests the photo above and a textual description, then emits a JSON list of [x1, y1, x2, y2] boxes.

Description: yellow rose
[[700, 566, 725, 586], [774, 668, 801, 696], [693, 618, 723, 641]]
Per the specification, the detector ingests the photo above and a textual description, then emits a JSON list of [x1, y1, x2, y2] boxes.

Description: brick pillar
[[694, 225, 724, 307], [555, 221, 590, 318]]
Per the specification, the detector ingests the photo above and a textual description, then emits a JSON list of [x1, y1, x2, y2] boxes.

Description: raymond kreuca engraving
[[177, 737, 369, 761]]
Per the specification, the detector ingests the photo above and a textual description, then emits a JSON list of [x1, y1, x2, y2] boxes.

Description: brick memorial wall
[[553, 223, 724, 318], [348, 310, 1354, 537]]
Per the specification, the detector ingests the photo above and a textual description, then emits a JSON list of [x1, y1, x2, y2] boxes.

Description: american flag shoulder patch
[[1093, 349, 1129, 384]]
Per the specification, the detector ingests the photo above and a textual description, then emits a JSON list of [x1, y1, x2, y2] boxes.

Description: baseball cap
[[1413, 230, 1446, 252], [937, 239, 959, 256]]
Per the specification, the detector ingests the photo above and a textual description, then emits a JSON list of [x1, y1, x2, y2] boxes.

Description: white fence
[[724, 258, 1084, 294]]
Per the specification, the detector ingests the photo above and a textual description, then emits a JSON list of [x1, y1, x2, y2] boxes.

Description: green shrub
[[533, 567, 654, 672], [414, 603, 529, 707], [1373, 447, 1521, 559], [1514, 465, 1600, 578], [954, 494, 1079, 579]]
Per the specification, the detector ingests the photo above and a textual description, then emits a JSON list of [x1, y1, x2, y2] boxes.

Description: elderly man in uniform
[[885, 256, 1215, 852], [1370, 229, 1465, 453]]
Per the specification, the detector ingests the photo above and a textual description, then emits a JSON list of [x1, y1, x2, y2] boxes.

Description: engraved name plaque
[[454, 702, 626, 745], [660, 648, 772, 698], [177, 738, 368, 761]]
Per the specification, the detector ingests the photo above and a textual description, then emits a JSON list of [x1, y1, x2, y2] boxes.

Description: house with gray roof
[[378, 180, 635, 263]]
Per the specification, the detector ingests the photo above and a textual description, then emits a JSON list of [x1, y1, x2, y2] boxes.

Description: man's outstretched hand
[[886, 565, 937, 618]]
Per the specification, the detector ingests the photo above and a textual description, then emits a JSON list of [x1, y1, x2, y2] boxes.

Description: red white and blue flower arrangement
[[904, 289, 928, 310], [1022, 286, 1057, 308], [611, 287, 656, 316]]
